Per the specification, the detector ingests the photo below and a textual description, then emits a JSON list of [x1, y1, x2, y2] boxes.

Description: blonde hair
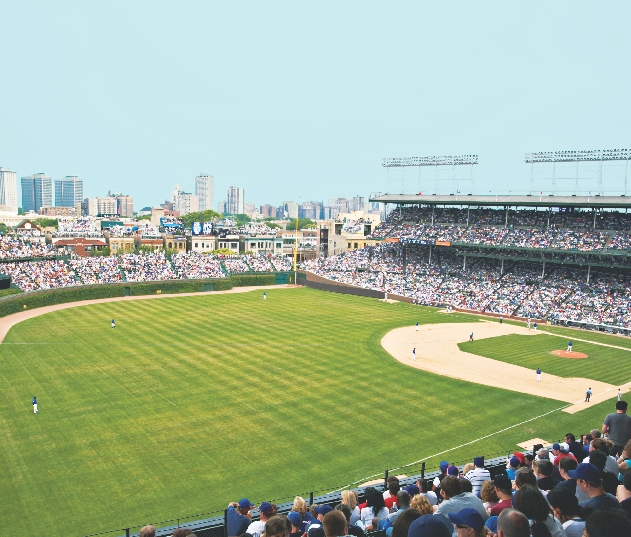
[[480, 480, 499, 503], [409, 495, 433, 515], [293, 497, 307, 516], [462, 463, 474, 476], [341, 490, 357, 510]]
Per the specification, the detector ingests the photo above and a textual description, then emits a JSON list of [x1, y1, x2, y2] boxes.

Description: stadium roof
[[369, 194, 631, 209]]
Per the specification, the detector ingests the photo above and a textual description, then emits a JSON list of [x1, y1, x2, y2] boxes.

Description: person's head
[[513, 485, 550, 522], [388, 476, 401, 496], [567, 463, 603, 492], [315, 505, 333, 522], [546, 487, 582, 523], [514, 469, 537, 489], [496, 509, 530, 537], [322, 510, 347, 537], [264, 516, 290, 537], [139, 525, 156, 537], [293, 496, 308, 516], [172, 530, 195, 537], [287, 511, 303, 531], [416, 478, 429, 493], [589, 450, 608, 474], [537, 460, 553, 478], [406, 513, 447, 537], [439, 476, 461, 500], [589, 429, 601, 439], [238, 498, 256, 515], [409, 494, 433, 515], [565, 433, 576, 444], [459, 478, 473, 493], [584, 509, 631, 537], [507, 457, 520, 469], [462, 463, 475, 476], [396, 490, 411, 509], [364, 486, 385, 514], [340, 490, 356, 510], [558, 456, 577, 479], [591, 437, 612, 455], [624, 439, 631, 456], [334, 503, 351, 523], [259, 503, 277, 521], [480, 480, 499, 503], [447, 465, 460, 477], [616, 400, 628, 413], [439, 461, 450, 474], [448, 508, 487, 537], [535, 448, 549, 460], [492, 474, 512, 498], [473, 456, 484, 468]]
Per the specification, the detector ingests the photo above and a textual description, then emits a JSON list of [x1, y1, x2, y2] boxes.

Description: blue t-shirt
[[32, 397, 37, 405], [226, 506, 250, 536], [580, 493, 619, 511]]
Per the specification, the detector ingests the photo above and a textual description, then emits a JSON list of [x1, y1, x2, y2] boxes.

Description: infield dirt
[[382, 320, 631, 414]]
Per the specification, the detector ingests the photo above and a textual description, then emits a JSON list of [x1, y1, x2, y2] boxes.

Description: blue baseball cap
[[568, 463, 601, 482], [447, 465, 459, 476], [439, 461, 449, 472], [315, 505, 333, 516], [448, 508, 485, 532], [404, 485, 420, 496], [238, 498, 255, 509], [408, 515, 450, 537], [287, 511, 302, 527], [259, 502, 275, 515]]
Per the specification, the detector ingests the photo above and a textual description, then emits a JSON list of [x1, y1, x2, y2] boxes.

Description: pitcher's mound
[[552, 350, 588, 359]]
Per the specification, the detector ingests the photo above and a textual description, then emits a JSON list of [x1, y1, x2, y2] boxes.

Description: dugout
[[0, 274, 11, 289]]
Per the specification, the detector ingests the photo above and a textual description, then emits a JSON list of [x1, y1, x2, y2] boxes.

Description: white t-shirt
[[359, 506, 389, 528], [562, 519, 586, 537], [246, 520, 266, 537], [582, 454, 619, 474], [421, 491, 437, 505]]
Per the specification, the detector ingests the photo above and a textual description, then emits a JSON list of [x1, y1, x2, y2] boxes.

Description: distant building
[[0, 168, 18, 212], [283, 201, 298, 219], [218, 200, 227, 214], [39, 206, 77, 217], [137, 206, 152, 217], [243, 202, 257, 216], [21, 173, 53, 213], [260, 204, 276, 217], [82, 197, 118, 216], [195, 174, 214, 212], [227, 186, 245, 214], [115, 195, 133, 217], [299, 201, 322, 220], [55, 176, 83, 207]]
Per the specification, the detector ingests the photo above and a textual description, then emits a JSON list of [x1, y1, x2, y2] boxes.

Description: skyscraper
[[0, 168, 18, 212], [195, 174, 214, 212], [21, 173, 53, 213], [55, 176, 84, 207], [227, 186, 244, 214]]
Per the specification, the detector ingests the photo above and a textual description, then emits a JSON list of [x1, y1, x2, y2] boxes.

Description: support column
[[587, 264, 591, 284], [542, 261, 545, 279], [429, 245, 432, 264], [501, 258, 504, 275], [463, 255, 466, 271]]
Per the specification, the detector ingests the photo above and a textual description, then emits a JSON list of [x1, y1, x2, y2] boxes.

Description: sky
[[1, 1, 631, 210]]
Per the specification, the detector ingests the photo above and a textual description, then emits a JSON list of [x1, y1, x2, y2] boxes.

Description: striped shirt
[[465, 467, 491, 496]]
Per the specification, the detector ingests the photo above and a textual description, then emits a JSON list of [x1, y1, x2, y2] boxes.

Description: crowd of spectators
[[0, 236, 59, 259], [69, 257, 123, 285], [119, 252, 177, 281], [54, 217, 103, 237], [241, 223, 278, 236], [172, 252, 226, 279], [3, 260, 78, 291]]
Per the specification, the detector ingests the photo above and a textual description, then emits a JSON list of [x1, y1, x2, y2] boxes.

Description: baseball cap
[[447, 465, 459, 476], [315, 505, 333, 516], [560, 442, 570, 452], [439, 460, 449, 472], [509, 457, 521, 468], [259, 502, 275, 515], [473, 456, 484, 467], [238, 498, 255, 509], [404, 485, 420, 496], [512, 452, 525, 463], [568, 463, 601, 482], [492, 474, 512, 490], [287, 511, 302, 527], [448, 508, 485, 532], [408, 514, 450, 537]]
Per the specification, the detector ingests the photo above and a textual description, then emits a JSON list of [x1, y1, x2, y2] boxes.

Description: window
[[195, 243, 198, 248], [354, 243, 358, 249], [347, 243, 351, 248]]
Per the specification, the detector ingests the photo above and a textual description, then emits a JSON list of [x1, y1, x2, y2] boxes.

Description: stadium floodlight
[[382, 155, 479, 167], [525, 149, 631, 163]]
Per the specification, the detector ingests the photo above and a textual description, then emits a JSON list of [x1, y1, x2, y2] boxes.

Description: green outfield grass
[[458, 333, 631, 385], [0, 288, 624, 537]]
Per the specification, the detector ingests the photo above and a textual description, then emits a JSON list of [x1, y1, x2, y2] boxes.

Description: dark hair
[[515, 469, 537, 489], [364, 487, 385, 516], [565, 433, 576, 442], [559, 457, 577, 473], [172, 530, 195, 537], [335, 503, 351, 522], [537, 460, 553, 477], [591, 438, 612, 455], [396, 490, 410, 508], [546, 487, 582, 518], [391, 508, 421, 537], [459, 478, 473, 493], [388, 479, 401, 495], [585, 509, 631, 537], [624, 468, 631, 493], [264, 516, 289, 537], [616, 400, 628, 411], [440, 476, 461, 498], [589, 450, 607, 473], [417, 478, 429, 492], [513, 485, 550, 522]]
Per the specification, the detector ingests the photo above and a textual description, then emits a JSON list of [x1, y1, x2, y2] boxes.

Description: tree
[[31, 218, 59, 229], [90, 247, 111, 257], [180, 210, 222, 229], [286, 218, 316, 230], [136, 214, 151, 221], [223, 213, 251, 227]]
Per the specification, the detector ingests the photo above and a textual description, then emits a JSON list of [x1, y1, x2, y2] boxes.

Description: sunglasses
[[456, 525, 472, 530]]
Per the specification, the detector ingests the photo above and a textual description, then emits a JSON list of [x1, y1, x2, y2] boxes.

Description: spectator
[[140, 525, 156, 537], [172, 530, 195, 537], [247, 502, 277, 537], [506, 458, 520, 481], [556, 457, 588, 502], [340, 490, 360, 525], [322, 510, 347, 537], [496, 509, 530, 537], [490, 474, 513, 517], [460, 478, 473, 493], [465, 457, 491, 496], [407, 514, 450, 537], [480, 480, 499, 513], [359, 488, 388, 530], [535, 460, 558, 491], [512, 485, 565, 537], [583, 509, 631, 537], [416, 479, 437, 506], [588, 450, 618, 495], [620, 468, 631, 515], [603, 400, 631, 457], [334, 504, 364, 537], [546, 487, 585, 537], [287, 511, 303, 537], [227, 498, 256, 536], [551, 443, 576, 466], [408, 494, 433, 516], [308, 505, 333, 537], [264, 516, 290, 537], [568, 463, 620, 511], [583, 438, 618, 474], [384, 477, 401, 509], [514, 469, 537, 490], [387, 491, 410, 527], [564, 434, 585, 462], [447, 507, 487, 537], [434, 476, 488, 520]]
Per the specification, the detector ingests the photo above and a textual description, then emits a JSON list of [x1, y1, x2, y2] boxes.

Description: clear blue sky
[[1, 1, 630, 209]]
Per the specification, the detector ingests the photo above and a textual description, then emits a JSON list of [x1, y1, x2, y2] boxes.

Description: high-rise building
[[173, 191, 199, 216], [329, 197, 349, 214], [260, 204, 276, 218], [350, 195, 366, 212], [21, 173, 53, 213], [115, 195, 134, 217], [283, 201, 298, 219], [243, 202, 257, 216], [218, 200, 227, 213], [227, 186, 245, 214], [195, 174, 214, 212], [0, 168, 18, 212], [55, 176, 84, 208]]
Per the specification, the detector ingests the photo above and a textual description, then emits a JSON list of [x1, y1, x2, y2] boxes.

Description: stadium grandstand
[[302, 195, 631, 333]]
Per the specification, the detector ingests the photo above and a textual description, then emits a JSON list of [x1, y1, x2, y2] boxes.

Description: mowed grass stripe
[[459, 333, 631, 385], [0, 288, 604, 537]]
